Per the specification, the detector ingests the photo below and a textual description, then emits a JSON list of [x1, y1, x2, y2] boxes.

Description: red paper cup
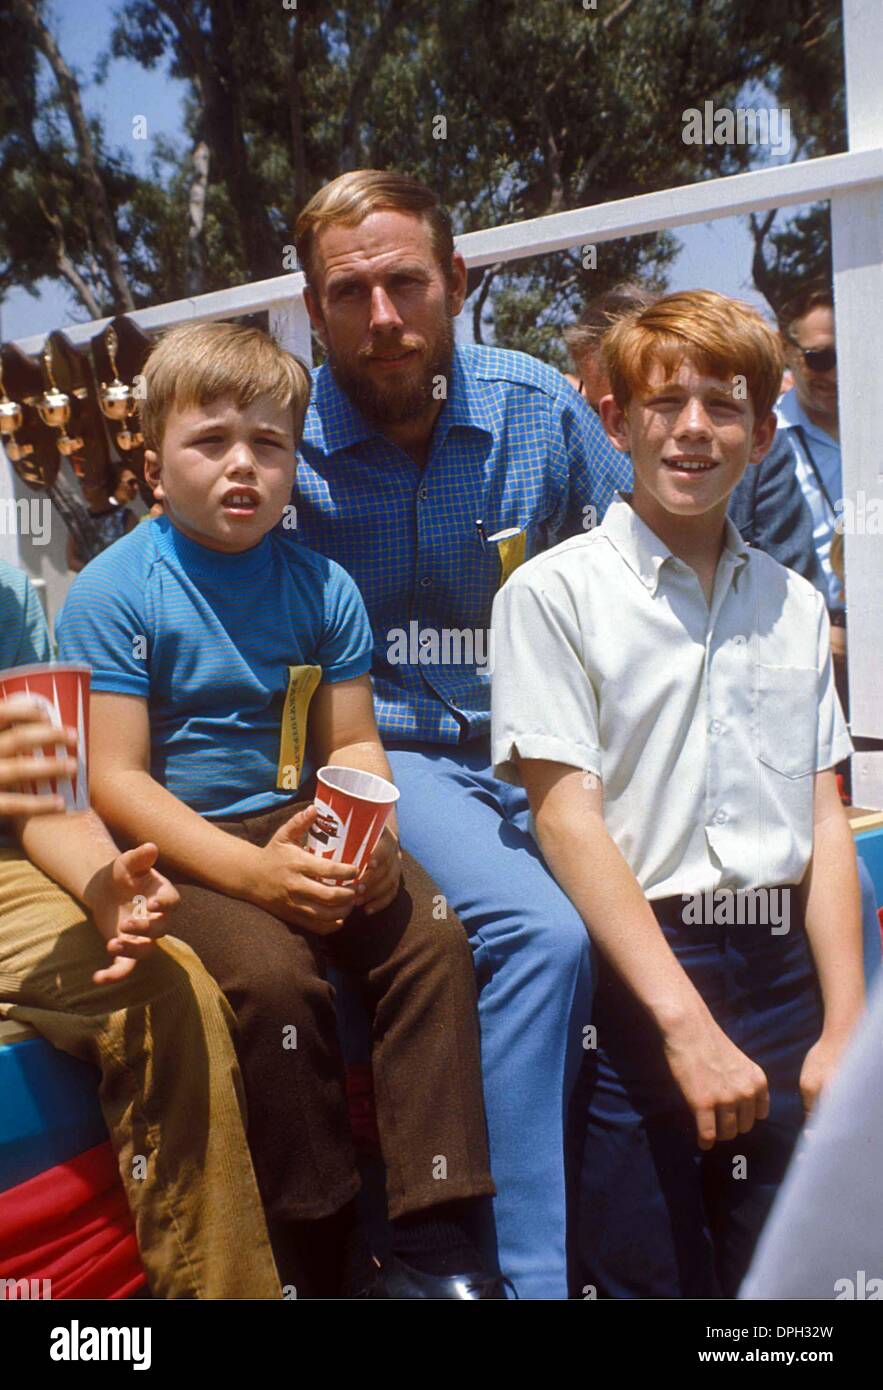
[[308, 765, 400, 874], [0, 663, 90, 811]]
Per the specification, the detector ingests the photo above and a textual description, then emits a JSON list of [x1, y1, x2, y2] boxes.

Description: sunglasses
[[790, 342, 837, 373]]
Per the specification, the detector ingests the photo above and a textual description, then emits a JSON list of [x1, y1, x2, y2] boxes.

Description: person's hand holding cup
[[307, 765, 402, 915], [244, 803, 361, 935], [0, 664, 91, 818], [356, 824, 403, 915]]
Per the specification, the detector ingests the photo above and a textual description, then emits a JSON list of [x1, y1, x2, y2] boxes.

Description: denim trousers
[[569, 887, 823, 1299], [386, 738, 595, 1300]]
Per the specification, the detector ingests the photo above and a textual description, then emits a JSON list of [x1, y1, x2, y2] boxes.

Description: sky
[[1, 0, 822, 345]]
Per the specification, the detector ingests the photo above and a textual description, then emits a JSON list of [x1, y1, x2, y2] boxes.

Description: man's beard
[[327, 313, 455, 427]]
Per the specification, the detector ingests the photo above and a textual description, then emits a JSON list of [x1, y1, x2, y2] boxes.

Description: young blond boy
[[0, 560, 281, 1299], [491, 290, 864, 1297], [57, 322, 500, 1299]]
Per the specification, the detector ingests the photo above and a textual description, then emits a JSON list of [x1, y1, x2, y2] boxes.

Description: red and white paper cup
[[307, 765, 400, 875], [0, 662, 90, 811]]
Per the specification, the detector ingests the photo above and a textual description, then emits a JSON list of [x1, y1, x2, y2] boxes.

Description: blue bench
[[0, 1019, 106, 1194]]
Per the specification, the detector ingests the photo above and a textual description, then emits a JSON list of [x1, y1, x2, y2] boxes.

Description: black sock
[[390, 1199, 486, 1277], [269, 1201, 358, 1298]]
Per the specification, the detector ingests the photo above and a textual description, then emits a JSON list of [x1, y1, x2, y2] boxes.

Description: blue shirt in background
[[296, 344, 631, 744], [0, 560, 52, 847], [0, 560, 51, 671], [775, 387, 843, 611], [56, 516, 373, 819]]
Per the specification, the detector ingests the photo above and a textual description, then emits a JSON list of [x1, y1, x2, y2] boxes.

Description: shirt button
[[733, 634, 746, 646], [420, 576, 432, 588], [418, 485, 429, 501], [709, 719, 723, 736], [713, 809, 728, 826]]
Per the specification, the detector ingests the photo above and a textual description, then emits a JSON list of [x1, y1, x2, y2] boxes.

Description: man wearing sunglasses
[[775, 287, 843, 619], [776, 287, 882, 992]]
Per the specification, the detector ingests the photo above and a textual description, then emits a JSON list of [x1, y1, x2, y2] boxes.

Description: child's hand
[[84, 842, 178, 984], [248, 805, 359, 935], [799, 1030, 855, 1116], [0, 696, 79, 817], [356, 825, 402, 916], [662, 1007, 770, 1150]]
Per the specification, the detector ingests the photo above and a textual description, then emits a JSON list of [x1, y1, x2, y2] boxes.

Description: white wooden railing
[[3, 0, 882, 805]]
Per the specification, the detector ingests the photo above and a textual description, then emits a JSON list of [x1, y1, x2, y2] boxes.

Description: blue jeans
[[386, 739, 594, 1300], [570, 890, 823, 1298]]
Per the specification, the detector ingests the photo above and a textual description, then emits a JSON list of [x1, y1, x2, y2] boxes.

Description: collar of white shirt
[[601, 492, 750, 597]]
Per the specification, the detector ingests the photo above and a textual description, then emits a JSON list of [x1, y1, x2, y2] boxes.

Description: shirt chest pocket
[[476, 521, 529, 588], [756, 665, 818, 779]]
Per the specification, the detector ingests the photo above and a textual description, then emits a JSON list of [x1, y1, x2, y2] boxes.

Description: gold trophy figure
[[36, 343, 84, 457], [0, 363, 34, 464], [99, 326, 143, 451]]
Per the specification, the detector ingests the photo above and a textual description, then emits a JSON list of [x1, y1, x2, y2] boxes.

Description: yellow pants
[[0, 850, 281, 1299]]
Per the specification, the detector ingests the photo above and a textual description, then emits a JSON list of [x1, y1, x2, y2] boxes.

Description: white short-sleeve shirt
[[491, 493, 853, 898]]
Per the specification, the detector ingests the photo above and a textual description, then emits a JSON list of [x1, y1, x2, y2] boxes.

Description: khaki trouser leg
[[0, 851, 280, 1299]]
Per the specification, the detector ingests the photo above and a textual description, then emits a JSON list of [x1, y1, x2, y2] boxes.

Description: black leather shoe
[[352, 1254, 511, 1299]]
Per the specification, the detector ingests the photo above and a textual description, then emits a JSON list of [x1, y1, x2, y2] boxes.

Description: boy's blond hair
[[602, 289, 784, 421], [139, 321, 312, 452], [294, 169, 456, 290]]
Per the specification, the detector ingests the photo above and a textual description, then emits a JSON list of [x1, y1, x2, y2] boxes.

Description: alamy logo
[[386, 621, 494, 674], [682, 101, 791, 155], [834, 491, 883, 536], [0, 1277, 51, 1299], [49, 1321, 152, 1370], [0, 497, 52, 545], [681, 888, 790, 935], [834, 1271, 883, 1300]]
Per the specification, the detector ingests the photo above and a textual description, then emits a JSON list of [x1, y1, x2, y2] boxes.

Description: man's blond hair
[[603, 289, 784, 420], [139, 321, 312, 451], [294, 169, 456, 289]]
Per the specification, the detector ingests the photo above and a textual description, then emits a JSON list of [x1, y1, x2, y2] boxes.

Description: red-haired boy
[[491, 290, 864, 1297]]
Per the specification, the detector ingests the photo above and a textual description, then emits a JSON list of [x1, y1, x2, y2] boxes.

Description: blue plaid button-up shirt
[[295, 343, 631, 744]]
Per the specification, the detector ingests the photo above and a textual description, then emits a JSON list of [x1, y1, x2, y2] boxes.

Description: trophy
[[0, 362, 33, 464], [36, 343, 84, 457], [99, 326, 143, 451]]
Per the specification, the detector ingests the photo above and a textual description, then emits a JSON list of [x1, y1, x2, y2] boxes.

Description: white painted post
[[268, 294, 313, 368], [832, 0, 883, 808]]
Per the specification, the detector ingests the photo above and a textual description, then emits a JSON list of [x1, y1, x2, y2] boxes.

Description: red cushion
[[346, 1063, 380, 1153], [0, 1141, 145, 1299]]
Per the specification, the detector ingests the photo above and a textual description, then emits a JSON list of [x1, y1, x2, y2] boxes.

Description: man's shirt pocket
[[755, 665, 819, 779]]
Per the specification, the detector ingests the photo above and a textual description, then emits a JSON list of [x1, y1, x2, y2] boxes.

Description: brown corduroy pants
[[167, 801, 495, 1224]]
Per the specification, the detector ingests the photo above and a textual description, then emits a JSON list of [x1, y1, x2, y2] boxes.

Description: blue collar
[[155, 515, 272, 579]]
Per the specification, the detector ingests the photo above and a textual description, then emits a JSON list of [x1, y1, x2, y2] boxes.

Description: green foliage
[[756, 204, 833, 318], [0, 0, 847, 352], [488, 239, 676, 373]]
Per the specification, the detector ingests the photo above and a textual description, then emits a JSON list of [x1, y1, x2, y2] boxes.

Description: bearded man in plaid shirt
[[292, 170, 629, 1299]]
